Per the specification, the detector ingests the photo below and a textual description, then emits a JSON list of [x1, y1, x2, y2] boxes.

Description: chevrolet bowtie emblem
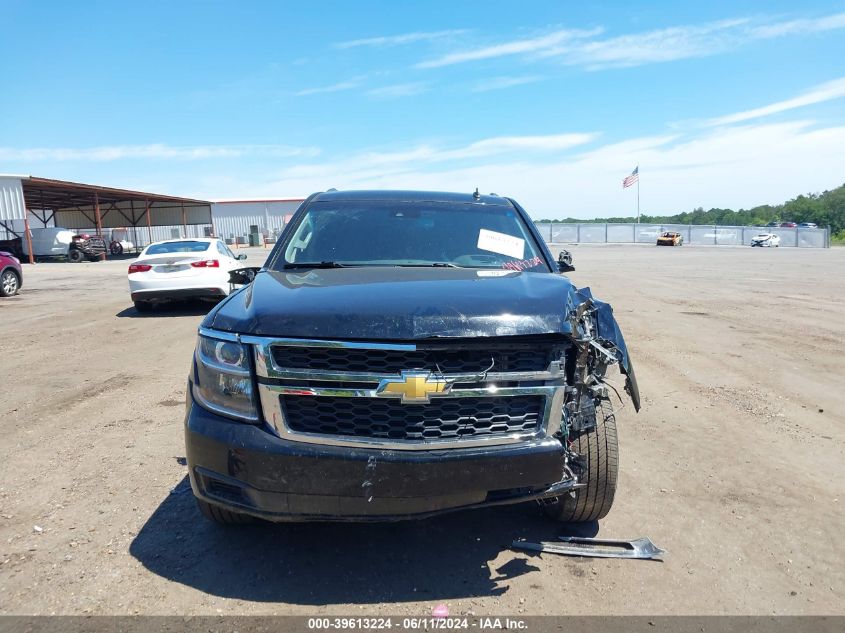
[[376, 371, 451, 403]]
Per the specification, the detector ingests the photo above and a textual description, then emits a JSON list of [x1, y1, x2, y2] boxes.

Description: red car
[[779, 222, 797, 228], [0, 250, 23, 297]]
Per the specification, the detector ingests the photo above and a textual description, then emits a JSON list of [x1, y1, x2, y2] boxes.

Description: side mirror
[[557, 250, 575, 273], [237, 253, 248, 260], [229, 267, 261, 285]]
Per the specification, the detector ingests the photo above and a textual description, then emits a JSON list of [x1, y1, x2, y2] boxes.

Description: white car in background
[[750, 232, 781, 247], [127, 238, 248, 311]]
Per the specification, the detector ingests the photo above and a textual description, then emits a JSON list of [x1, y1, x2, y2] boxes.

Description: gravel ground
[[0, 244, 843, 616]]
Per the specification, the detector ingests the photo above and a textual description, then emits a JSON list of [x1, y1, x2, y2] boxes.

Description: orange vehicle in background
[[656, 231, 683, 246]]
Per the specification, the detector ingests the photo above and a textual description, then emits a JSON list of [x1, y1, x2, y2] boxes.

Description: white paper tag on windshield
[[477, 229, 525, 259]]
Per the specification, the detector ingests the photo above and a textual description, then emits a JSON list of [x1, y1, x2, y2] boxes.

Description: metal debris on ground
[[512, 536, 666, 560]]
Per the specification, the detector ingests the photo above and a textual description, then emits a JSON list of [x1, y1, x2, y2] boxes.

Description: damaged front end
[[561, 285, 641, 431], [538, 285, 640, 518]]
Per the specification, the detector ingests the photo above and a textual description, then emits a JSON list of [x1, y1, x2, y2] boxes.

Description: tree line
[[537, 182, 845, 237]]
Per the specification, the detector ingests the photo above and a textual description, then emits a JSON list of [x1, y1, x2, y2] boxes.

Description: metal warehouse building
[[212, 198, 304, 246]]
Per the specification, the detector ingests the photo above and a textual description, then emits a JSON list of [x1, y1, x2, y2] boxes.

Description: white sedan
[[750, 233, 781, 247], [127, 238, 248, 311]]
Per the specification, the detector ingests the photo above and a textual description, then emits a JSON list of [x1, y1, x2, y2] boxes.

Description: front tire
[[1, 269, 20, 297], [543, 399, 618, 523], [195, 498, 254, 524], [67, 249, 84, 263]]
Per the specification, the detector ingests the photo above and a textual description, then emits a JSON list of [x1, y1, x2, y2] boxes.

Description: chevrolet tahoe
[[185, 190, 640, 524]]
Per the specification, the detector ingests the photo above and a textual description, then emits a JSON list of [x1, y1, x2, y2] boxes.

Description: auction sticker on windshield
[[477, 229, 525, 259]]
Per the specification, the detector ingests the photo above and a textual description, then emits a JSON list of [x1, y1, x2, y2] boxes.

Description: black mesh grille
[[282, 395, 544, 441], [272, 345, 557, 373]]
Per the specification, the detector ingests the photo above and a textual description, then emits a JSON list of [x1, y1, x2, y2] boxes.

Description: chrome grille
[[229, 330, 569, 450], [270, 345, 557, 374], [282, 395, 544, 441]]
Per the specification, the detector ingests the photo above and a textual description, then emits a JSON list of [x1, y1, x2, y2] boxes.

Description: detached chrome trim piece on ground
[[512, 536, 666, 560]]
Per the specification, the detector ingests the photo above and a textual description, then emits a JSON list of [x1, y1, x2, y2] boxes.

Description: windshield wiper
[[283, 261, 348, 269], [396, 262, 461, 268]]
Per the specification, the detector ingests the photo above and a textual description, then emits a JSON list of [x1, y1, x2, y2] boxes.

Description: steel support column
[[94, 192, 105, 260], [145, 199, 152, 245], [23, 215, 35, 265]]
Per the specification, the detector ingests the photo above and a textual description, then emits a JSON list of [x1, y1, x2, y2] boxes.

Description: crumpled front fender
[[563, 285, 641, 412]]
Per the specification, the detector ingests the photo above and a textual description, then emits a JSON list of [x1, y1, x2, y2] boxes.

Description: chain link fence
[[534, 223, 830, 248]]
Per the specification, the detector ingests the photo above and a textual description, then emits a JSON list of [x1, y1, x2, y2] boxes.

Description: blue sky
[[1, 1, 844, 218]]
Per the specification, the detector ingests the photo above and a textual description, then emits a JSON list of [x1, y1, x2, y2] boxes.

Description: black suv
[[185, 190, 639, 524]]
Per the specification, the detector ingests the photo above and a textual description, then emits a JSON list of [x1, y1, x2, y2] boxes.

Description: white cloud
[[295, 78, 365, 96], [471, 75, 543, 92], [462, 134, 596, 154], [366, 82, 430, 98], [416, 28, 601, 68], [414, 12, 845, 71], [0, 144, 320, 162], [748, 11, 845, 38], [237, 132, 595, 195], [335, 29, 468, 49], [706, 77, 845, 126], [238, 122, 844, 217], [539, 19, 749, 69]]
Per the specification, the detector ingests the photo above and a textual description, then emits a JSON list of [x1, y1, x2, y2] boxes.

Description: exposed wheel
[[1, 269, 20, 297], [67, 249, 84, 263], [110, 242, 123, 255], [133, 300, 153, 313], [543, 398, 618, 523], [195, 498, 254, 524]]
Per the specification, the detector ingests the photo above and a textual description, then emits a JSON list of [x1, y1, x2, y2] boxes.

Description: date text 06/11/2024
[[306, 617, 528, 630]]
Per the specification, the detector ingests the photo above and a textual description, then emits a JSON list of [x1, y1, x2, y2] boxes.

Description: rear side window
[[145, 241, 211, 255]]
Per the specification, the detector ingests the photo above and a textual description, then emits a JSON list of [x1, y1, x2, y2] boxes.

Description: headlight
[[192, 334, 258, 422]]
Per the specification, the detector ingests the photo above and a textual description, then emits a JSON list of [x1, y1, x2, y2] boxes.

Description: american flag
[[622, 166, 639, 188]]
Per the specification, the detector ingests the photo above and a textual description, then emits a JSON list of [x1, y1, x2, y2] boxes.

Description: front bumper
[[185, 392, 570, 522]]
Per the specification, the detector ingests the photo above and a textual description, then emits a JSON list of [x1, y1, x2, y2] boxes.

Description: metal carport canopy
[[20, 175, 212, 230]]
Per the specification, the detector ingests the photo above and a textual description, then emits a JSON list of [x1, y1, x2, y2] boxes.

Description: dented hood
[[209, 267, 575, 339], [205, 266, 640, 410]]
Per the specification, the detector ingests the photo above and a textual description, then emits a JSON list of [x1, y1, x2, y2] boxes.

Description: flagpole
[[636, 176, 641, 224]]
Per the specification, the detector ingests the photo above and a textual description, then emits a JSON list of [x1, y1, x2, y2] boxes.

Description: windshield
[[145, 241, 211, 255], [274, 201, 548, 271]]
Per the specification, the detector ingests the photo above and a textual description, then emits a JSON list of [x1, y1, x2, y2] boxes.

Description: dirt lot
[[0, 245, 843, 616]]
